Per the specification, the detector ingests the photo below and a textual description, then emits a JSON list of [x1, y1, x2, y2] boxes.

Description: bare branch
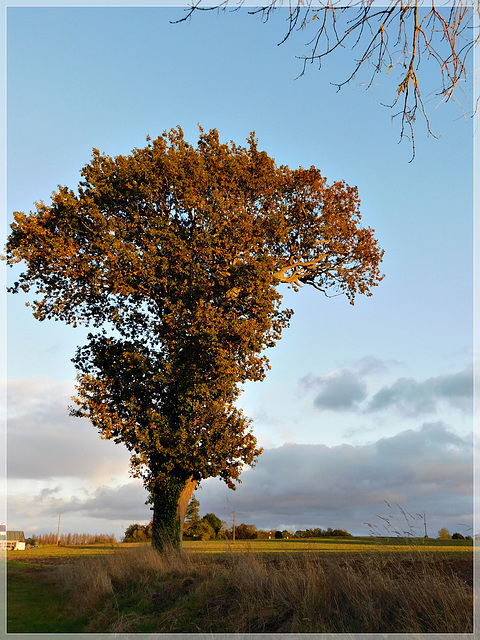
[[181, 0, 478, 158]]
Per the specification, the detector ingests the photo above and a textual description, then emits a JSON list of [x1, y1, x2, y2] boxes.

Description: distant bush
[[274, 530, 283, 539], [438, 528, 452, 540], [184, 520, 216, 541], [202, 513, 222, 536], [123, 523, 152, 543], [451, 533, 465, 540], [236, 524, 258, 540]]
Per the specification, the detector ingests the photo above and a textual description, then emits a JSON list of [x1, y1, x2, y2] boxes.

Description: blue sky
[[2, 3, 476, 540]]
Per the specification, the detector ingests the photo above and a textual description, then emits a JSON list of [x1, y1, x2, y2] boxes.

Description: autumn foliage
[[7, 127, 383, 549]]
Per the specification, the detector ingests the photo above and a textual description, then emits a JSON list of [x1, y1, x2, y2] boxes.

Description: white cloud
[[6, 377, 131, 483], [41, 482, 150, 520]]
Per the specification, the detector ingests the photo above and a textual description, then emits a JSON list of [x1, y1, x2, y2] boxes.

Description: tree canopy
[[7, 126, 384, 549]]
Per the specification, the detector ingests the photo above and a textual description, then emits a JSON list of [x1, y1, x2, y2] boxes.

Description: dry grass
[[59, 544, 473, 634]]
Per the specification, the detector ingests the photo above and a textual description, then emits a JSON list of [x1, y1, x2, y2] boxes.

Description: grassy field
[[6, 560, 89, 633], [183, 536, 474, 554], [6, 537, 474, 634]]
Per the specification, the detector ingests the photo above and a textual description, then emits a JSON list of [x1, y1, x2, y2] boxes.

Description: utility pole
[[423, 513, 428, 539], [232, 511, 235, 542], [417, 511, 428, 540], [56, 512, 61, 545]]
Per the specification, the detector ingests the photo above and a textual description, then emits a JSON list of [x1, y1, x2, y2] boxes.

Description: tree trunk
[[151, 476, 197, 552]]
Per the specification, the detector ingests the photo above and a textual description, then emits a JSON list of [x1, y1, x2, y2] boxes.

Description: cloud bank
[[6, 376, 473, 538], [197, 422, 473, 536]]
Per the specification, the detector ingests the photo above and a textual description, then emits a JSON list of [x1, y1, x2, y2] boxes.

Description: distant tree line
[[295, 528, 352, 538], [122, 495, 353, 542], [26, 532, 117, 546]]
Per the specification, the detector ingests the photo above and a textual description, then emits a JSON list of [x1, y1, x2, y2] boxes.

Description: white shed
[[0, 529, 26, 550]]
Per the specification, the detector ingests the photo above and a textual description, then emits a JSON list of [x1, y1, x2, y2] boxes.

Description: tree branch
[[179, 0, 478, 159]]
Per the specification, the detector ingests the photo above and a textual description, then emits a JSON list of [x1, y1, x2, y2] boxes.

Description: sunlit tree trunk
[[151, 476, 197, 552]]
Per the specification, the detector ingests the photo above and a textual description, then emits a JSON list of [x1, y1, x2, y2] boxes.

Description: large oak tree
[[7, 127, 384, 550]]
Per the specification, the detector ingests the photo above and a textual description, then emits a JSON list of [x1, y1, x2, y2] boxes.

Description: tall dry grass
[[59, 544, 473, 634]]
